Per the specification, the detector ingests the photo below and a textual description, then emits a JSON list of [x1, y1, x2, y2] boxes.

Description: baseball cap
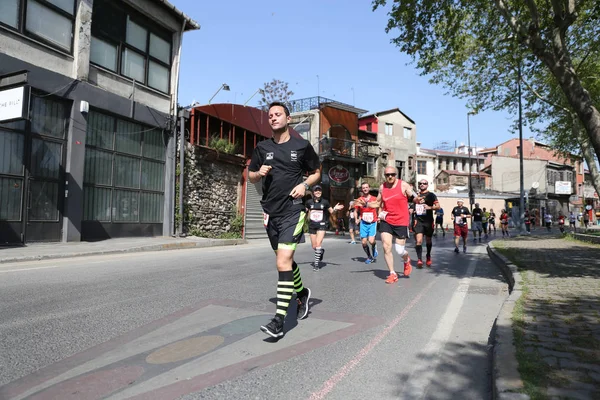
[[312, 185, 322, 191], [457, 199, 465, 203], [475, 202, 479, 206]]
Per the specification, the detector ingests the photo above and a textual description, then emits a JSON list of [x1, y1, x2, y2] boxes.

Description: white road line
[[401, 246, 481, 399]]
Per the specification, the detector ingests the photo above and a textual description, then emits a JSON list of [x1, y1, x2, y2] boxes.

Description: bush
[[209, 137, 236, 154]]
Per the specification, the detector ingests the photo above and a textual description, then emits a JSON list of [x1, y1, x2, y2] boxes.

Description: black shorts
[[413, 220, 434, 237], [308, 222, 329, 234], [264, 209, 306, 251], [379, 220, 409, 239]]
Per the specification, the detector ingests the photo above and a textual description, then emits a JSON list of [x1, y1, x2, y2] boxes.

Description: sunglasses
[[384, 173, 396, 177], [418, 182, 428, 185]]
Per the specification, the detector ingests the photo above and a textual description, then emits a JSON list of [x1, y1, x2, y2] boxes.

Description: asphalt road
[[0, 233, 508, 400]]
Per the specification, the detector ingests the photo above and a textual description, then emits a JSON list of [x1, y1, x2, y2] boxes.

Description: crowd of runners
[[249, 101, 508, 339]]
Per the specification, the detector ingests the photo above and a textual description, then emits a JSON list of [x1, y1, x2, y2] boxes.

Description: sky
[[172, 0, 533, 151]]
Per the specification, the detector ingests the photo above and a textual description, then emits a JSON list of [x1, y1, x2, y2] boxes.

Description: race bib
[[310, 210, 324, 222], [378, 211, 388, 221], [362, 211, 374, 223], [455, 216, 463, 225], [416, 204, 426, 215], [263, 212, 269, 228]]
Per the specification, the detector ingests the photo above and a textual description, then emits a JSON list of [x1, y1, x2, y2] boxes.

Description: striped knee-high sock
[[292, 261, 305, 295], [276, 270, 295, 318], [314, 247, 323, 266]]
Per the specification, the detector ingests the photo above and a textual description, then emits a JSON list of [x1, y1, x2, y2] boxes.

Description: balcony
[[358, 143, 380, 158], [319, 137, 360, 159]]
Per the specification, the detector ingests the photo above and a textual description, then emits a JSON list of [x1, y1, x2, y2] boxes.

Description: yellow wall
[[436, 197, 506, 229]]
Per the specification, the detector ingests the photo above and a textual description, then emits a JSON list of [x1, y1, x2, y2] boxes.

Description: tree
[[258, 79, 294, 109], [372, 0, 600, 163]]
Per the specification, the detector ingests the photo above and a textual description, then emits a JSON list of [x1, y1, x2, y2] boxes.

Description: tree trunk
[[575, 122, 600, 203], [536, 53, 600, 163]]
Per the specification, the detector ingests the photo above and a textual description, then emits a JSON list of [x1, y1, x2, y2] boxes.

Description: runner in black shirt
[[413, 180, 440, 267], [306, 185, 343, 271], [451, 199, 471, 253], [248, 102, 321, 339], [471, 203, 484, 242]]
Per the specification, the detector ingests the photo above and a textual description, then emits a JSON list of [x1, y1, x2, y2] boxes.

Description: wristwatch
[[302, 182, 310, 190]]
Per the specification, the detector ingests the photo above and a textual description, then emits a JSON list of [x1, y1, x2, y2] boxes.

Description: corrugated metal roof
[[192, 104, 300, 139]]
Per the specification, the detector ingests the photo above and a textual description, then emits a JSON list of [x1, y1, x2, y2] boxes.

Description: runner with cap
[[305, 185, 343, 271], [451, 199, 471, 253]]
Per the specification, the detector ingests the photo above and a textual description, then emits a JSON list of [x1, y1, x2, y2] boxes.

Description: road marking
[[401, 247, 481, 399], [308, 279, 437, 400]]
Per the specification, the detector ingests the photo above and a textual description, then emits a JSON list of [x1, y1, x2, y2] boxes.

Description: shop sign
[[328, 165, 350, 184], [0, 85, 30, 123], [554, 181, 572, 195]]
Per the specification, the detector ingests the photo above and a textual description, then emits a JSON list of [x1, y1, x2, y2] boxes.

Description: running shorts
[[454, 223, 469, 239], [379, 220, 409, 239], [413, 220, 434, 237], [472, 221, 483, 232], [264, 209, 306, 251], [308, 222, 329, 234], [360, 221, 377, 238]]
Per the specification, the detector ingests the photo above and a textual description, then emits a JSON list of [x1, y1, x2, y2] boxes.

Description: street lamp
[[517, 60, 527, 234], [243, 88, 264, 106], [467, 111, 476, 211], [208, 83, 230, 105]]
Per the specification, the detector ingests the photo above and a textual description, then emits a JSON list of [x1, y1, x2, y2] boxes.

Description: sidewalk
[[0, 236, 246, 264], [488, 232, 600, 400]]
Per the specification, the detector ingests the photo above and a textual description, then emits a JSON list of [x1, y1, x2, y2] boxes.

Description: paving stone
[[560, 360, 600, 374], [543, 356, 559, 367], [538, 348, 577, 360]]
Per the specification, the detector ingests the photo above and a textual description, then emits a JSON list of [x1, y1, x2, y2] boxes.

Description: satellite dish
[[531, 182, 539, 189]]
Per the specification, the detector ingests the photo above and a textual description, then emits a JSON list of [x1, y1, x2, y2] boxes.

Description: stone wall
[[183, 143, 246, 236]]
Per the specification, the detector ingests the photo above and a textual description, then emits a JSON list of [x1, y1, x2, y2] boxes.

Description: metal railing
[[319, 137, 358, 158]]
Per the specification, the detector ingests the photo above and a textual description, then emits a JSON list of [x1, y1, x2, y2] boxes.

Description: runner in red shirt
[[355, 182, 379, 264], [355, 166, 420, 283]]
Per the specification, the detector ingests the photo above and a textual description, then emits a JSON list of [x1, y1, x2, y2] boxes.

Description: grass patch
[[495, 244, 552, 399]]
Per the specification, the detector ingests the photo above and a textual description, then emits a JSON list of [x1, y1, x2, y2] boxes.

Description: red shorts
[[454, 224, 469, 238]]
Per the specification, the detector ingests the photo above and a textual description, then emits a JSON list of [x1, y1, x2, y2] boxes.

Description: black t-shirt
[[451, 206, 471, 226], [249, 136, 320, 217], [489, 212, 496, 223], [306, 198, 330, 226], [472, 207, 483, 222], [414, 192, 438, 223]]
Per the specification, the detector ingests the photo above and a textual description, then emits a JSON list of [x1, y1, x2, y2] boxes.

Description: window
[[395, 160, 404, 178], [417, 160, 427, 175], [0, 0, 75, 52], [90, 0, 172, 93], [385, 123, 393, 136], [403, 127, 412, 139], [366, 122, 372, 132], [366, 157, 375, 176], [83, 110, 165, 223]]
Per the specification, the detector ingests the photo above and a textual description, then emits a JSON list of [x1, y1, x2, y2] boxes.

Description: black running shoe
[[319, 249, 325, 262], [463, 246, 467, 253], [260, 315, 284, 338], [454, 247, 459, 254], [296, 287, 311, 320], [313, 261, 320, 271]]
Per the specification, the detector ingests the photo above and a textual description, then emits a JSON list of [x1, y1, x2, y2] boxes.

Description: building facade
[[0, 0, 199, 244], [358, 108, 417, 184], [290, 97, 368, 210]]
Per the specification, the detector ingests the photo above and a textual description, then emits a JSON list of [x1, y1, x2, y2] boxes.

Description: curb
[[0, 239, 247, 264], [487, 241, 530, 400]]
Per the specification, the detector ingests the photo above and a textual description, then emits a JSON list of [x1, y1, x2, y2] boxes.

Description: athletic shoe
[[404, 257, 412, 277], [426, 256, 432, 267], [296, 288, 311, 320], [260, 315, 284, 338], [385, 272, 399, 284], [373, 247, 379, 258], [454, 247, 459, 254], [319, 249, 325, 262], [417, 259, 424, 268], [365, 258, 373, 264], [313, 262, 320, 271], [463, 246, 467, 253], [350, 241, 356, 244]]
